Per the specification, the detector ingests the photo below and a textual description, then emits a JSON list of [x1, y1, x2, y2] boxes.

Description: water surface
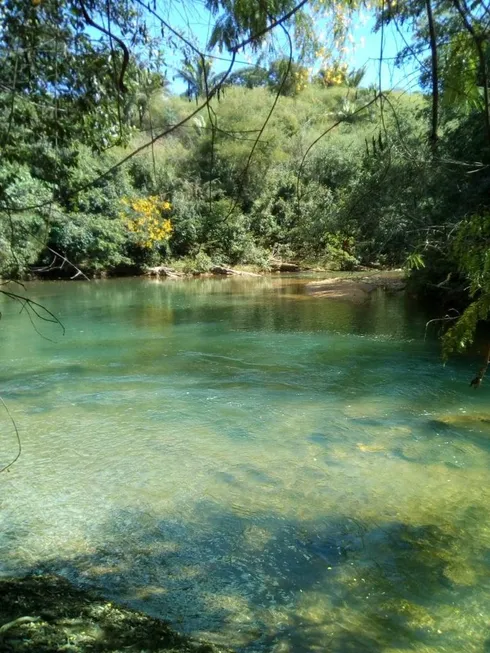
[[1, 277, 489, 652]]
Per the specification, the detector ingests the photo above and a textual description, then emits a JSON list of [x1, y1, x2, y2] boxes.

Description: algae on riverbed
[[0, 575, 228, 653], [1, 278, 490, 652]]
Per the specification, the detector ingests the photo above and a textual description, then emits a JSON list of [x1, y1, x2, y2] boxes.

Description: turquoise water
[[1, 276, 490, 652]]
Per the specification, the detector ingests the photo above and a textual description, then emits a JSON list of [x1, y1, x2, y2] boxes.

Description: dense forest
[[0, 0, 489, 358]]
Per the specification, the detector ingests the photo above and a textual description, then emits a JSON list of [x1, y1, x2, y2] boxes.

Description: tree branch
[[230, 0, 310, 52], [0, 397, 21, 474], [296, 94, 382, 207], [426, 0, 439, 149], [78, 0, 129, 93], [452, 0, 490, 142]]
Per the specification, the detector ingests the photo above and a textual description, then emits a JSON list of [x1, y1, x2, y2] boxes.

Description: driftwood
[[270, 261, 301, 272], [144, 266, 183, 279], [0, 616, 41, 637], [210, 266, 261, 277]]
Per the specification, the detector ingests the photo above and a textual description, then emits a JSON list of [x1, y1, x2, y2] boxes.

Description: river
[[0, 276, 489, 652]]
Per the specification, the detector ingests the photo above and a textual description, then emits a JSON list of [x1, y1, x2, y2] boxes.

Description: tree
[[175, 56, 218, 100], [442, 213, 490, 358], [225, 65, 270, 89], [266, 57, 310, 96], [375, 0, 490, 359], [0, 0, 144, 154], [123, 69, 170, 128]]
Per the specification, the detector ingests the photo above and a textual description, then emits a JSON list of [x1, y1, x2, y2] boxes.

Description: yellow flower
[[120, 196, 173, 249]]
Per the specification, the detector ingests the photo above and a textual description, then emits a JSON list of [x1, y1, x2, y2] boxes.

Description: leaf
[[406, 253, 425, 270]]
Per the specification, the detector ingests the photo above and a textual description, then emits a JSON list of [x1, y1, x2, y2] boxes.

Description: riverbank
[[304, 270, 406, 301], [0, 575, 230, 653], [140, 262, 402, 281], [27, 254, 394, 281]]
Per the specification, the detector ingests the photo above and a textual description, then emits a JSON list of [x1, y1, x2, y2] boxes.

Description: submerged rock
[[435, 414, 490, 431], [356, 443, 387, 453], [305, 277, 375, 302], [304, 541, 349, 564], [0, 575, 231, 653], [305, 271, 406, 302]]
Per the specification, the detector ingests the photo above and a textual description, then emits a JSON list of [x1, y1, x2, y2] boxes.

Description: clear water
[[1, 276, 489, 652]]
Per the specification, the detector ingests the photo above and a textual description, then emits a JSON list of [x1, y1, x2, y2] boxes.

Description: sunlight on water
[[1, 277, 490, 652]]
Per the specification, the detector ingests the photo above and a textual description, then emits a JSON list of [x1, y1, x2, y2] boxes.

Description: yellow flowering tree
[[293, 67, 310, 94], [120, 196, 172, 249], [316, 61, 349, 87]]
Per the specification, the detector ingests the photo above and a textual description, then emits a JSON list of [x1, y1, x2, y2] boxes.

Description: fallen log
[[210, 266, 261, 277], [144, 266, 183, 279], [270, 261, 301, 272]]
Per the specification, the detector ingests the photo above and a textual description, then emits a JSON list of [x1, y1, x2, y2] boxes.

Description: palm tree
[[175, 56, 218, 100], [123, 70, 170, 128], [345, 67, 366, 88]]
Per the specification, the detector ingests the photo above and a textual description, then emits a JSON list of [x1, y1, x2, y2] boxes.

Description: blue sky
[[158, 3, 419, 95], [351, 16, 419, 91]]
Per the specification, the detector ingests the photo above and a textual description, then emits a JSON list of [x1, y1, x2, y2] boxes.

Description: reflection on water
[[1, 277, 490, 652]]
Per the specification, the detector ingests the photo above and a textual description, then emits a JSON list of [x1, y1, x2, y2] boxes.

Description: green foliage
[[187, 251, 214, 273], [0, 164, 51, 276], [442, 294, 490, 359], [452, 214, 490, 296], [441, 214, 490, 358], [176, 57, 217, 100], [206, 0, 299, 51], [406, 253, 425, 271], [439, 33, 482, 113], [48, 212, 130, 274], [1, 0, 490, 360], [0, 0, 146, 154], [0, 81, 437, 280], [324, 233, 358, 271], [266, 58, 309, 96]]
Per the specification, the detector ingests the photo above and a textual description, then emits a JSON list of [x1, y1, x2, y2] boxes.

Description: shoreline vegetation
[[0, 575, 230, 653], [26, 258, 389, 281], [24, 263, 409, 303], [33, 259, 405, 286]]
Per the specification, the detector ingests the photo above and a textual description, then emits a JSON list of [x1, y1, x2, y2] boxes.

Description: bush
[[0, 164, 52, 276], [47, 213, 130, 274]]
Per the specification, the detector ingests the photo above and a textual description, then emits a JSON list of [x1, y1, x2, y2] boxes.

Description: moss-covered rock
[[0, 575, 231, 653]]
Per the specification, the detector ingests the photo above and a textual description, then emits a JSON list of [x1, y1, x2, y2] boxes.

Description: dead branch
[[0, 616, 40, 636]]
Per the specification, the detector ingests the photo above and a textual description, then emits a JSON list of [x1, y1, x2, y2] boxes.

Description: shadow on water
[[12, 502, 489, 653], [2, 279, 490, 651]]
